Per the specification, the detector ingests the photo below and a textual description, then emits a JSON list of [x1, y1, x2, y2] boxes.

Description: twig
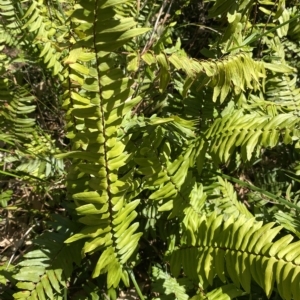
[[177, 23, 221, 35], [161, 0, 174, 26], [6, 224, 35, 269], [102, 293, 110, 300], [142, 0, 169, 54]]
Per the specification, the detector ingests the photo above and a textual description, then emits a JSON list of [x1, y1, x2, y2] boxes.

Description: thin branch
[[142, 0, 169, 54], [6, 224, 35, 269]]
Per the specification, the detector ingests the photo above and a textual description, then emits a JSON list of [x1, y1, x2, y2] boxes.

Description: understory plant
[[1, 0, 300, 299]]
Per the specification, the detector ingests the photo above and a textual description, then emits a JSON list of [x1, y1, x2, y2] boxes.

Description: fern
[[12, 215, 84, 299], [171, 212, 300, 300], [2, 0, 300, 299], [207, 177, 253, 219], [151, 266, 189, 300], [205, 110, 300, 162], [20, 0, 65, 78], [142, 51, 266, 102], [56, 0, 149, 288]]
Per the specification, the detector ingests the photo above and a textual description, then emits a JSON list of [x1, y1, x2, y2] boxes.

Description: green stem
[[64, 287, 67, 300], [128, 269, 145, 300]]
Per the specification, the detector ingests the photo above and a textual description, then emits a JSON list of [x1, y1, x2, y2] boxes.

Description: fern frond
[[275, 210, 300, 238], [134, 126, 199, 219], [283, 38, 300, 71], [13, 215, 84, 299], [206, 110, 300, 162], [208, 177, 253, 219], [208, 0, 241, 18], [287, 6, 300, 41], [13, 250, 63, 300], [171, 212, 300, 300], [20, 0, 65, 77], [247, 70, 300, 116], [57, 0, 150, 288], [0, 0, 22, 49], [135, 128, 188, 195], [152, 266, 189, 300], [142, 51, 265, 103], [13, 133, 64, 180], [181, 183, 207, 231]]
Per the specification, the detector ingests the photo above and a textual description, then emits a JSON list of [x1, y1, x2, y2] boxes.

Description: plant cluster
[[1, 0, 300, 299]]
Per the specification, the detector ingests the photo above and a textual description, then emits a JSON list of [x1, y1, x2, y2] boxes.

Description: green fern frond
[[142, 51, 265, 103], [13, 215, 84, 299], [265, 73, 300, 114], [275, 210, 300, 238], [0, 63, 63, 179], [0, 0, 22, 49], [181, 182, 207, 235], [20, 0, 65, 77], [247, 69, 300, 117], [206, 110, 300, 162], [287, 6, 300, 41], [13, 250, 63, 300], [283, 38, 300, 71], [208, 177, 253, 219], [152, 266, 189, 300], [171, 212, 300, 300], [134, 126, 197, 218], [208, 0, 241, 18], [57, 0, 150, 288]]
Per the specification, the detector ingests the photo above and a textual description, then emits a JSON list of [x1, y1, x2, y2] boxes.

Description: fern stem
[[128, 269, 145, 300]]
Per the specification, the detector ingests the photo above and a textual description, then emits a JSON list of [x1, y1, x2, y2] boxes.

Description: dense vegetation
[[1, 0, 300, 299]]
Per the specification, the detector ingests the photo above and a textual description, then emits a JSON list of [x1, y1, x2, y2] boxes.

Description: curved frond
[[142, 52, 265, 103], [20, 0, 66, 77]]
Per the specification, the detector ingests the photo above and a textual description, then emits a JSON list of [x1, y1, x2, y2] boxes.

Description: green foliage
[[191, 284, 245, 300], [151, 266, 189, 300], [11, 215, 84, 299], [1, 0, 300, 299], [172, 213, 300, 298]]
